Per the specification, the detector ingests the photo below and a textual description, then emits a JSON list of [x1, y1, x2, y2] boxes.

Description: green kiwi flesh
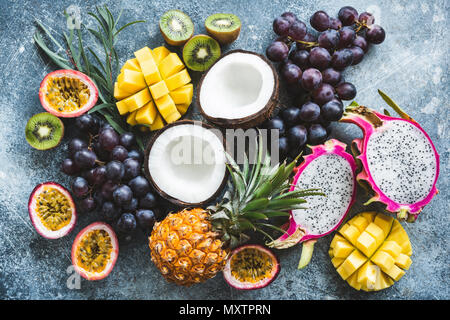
[[159, 10, 194, 46], [205, 13, 241, 44], [182, 35, 221, 72], [25, 112, 64, 150]]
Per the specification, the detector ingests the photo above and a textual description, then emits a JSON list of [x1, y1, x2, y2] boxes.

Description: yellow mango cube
[[380, 241, 402, 259], [140, 59, 162, 85], [361, 211, 376, 223], [117, 69, 147, 94], [374, 213, 394, 236], [159, 53, 184, 79], [333, 241, 354, 259], [356, 231, 378, 257], [149, 81, 169, 100], [340, 224, 361, 246], [330, 234, 347, 249], [336, 250, 367, 280], [357, 261, 378, 289], [149, 113, 165, 131], [387, 221, 412, 255], [152, 46, 170, 65], [122, 88, 152, 112], [176, 104, 190, 115], [371, 250, 395, 272], [395, 253, 412, 270], [170, 83, 194, 105], [114, 82, 132, 100], [116, 100, 129, 115], [126, 111, 138, 126], [154, 95, 181, 123], [135, 101, 157, 125], [347, 272, 362, 291], [384, 264, 405, 281], [365, 222, 385, 245], [351, 216, 370, 233], [134, 47, 154, 62], [164, 69, 191, 91], [331, 256, 345, 268], [120, 58, 141, 73]]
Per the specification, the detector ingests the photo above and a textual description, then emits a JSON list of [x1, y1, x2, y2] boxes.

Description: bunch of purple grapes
[[264, 7, 385, 160], [61, 114, 158, 243]]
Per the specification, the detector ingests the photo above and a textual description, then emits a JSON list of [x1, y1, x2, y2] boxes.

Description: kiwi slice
[[183, 35, 221, 72], [25, 112, 64, 150], [159, 10, 194, 46], [205, 13, 241, 45]]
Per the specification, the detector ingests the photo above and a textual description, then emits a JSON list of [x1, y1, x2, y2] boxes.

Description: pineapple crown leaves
[[208, 133, 325, 248]]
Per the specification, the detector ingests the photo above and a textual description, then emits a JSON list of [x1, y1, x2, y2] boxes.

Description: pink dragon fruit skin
[[341, 91, 440, 222], [268, 139, 357, 268]]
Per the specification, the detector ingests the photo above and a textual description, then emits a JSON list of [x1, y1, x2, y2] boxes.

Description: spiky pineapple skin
[[149, 208, 228, 286]]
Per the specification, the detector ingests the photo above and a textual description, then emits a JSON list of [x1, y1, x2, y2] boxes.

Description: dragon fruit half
[[268, 139, 357, 269], [341, 90, 440, 222]]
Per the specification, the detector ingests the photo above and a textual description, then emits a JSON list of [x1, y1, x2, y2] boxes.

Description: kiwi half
[[205, 13, 241, 45], [182, 35, 221, 72], [25, 112, 64, 150], [159, 10, 194, 46]]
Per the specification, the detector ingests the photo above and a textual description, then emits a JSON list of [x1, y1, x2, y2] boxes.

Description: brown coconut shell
[[197, 49, 279, 129], [144, 120, 229, 207]]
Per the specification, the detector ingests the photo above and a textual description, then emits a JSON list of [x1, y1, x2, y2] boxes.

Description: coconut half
[[144, 120, 228, 206], [198, 50, 279, 129]]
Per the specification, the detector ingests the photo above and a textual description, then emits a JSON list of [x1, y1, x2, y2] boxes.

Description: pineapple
[[149, 135, 322, 286]]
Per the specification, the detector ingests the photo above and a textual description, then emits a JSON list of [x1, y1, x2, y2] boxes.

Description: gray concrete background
[[0, 0, 448, 299]]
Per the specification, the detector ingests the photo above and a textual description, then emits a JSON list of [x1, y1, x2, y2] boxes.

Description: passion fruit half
[[39, 69, 98, 118], [223, 244, 280, 290], [71, 222, 118, 280], [28, 182, 76, 239]]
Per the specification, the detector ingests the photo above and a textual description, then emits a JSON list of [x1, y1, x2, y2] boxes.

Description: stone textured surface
[[0, 0, 448, 300]]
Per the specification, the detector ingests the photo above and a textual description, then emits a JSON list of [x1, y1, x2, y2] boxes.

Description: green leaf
[[267, 198, 307, 210], [114, 20, 146, 36], [237, 218, 256, 231], [35, 19, 66, 52], [241, 198, 269, 212], [261, 211, 291, 217], [255, 222, 288, 235], [349, 101, 359, 107], [33, 32, 72, 69], [275, 189, 324, 200], [100, 112, 126, 134], [378, 89, 414, 121], [210, 210, 230, 220], [87, 103, 114, 114], [241, 212, 268, 220]]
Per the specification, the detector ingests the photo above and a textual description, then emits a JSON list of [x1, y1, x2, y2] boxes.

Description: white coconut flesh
[[293, 154, 354, 236], [366, 120, 437, 204], [199, 52, 275, 119], [148, 124, 226, 204]]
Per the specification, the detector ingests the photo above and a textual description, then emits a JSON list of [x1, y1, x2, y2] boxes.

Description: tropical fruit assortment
[[329, 212, 412, 291], [26, 4, 440, 295], [115, 46, 193, 130]]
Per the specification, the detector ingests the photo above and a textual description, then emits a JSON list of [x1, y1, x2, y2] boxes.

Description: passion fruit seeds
[[230, 247, 275, 284], [76, 229, 113, 274]]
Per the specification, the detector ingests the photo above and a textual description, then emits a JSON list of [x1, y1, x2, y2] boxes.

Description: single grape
[[82, 168, 96, 186], [127, 149, 144, 163], [73, 148, 97, 169], [329, 17, 342, 30], [79, 197, 96, 213], [296, 33, 316, 50], [123, 158, 141, 180], [100, 201, 120, 221], [366, 25, 386, 44], [68, 138, 87, 157], [321, 99, 344, 121], [273, 17, 291, 36], [117, 213, 137, 233], [318, 29, 340, 49], [266, 41, 289, 62], [75, 114, 98, 134], [99, 128, 119, 151], [278, 136, 289, 160], [111, 145, 129, 162], [359, 12, 374, 25], [299, 102, 321, 122], [281, 63, 302, 84], [310, 11, 330, 32], [61, 158, 79, 175], [290, 49, 310, 69], [92, 166, 107, 185], [92, 141, 111, 162], [353, 35, 368, 52], [122, 197, 138, 212], [113, 185, 133, 206], [139, 192, 158, 209], [308, 124, 328, 145], [349, 46, 364, 65], [321, 68, 342, 86], [72, 177, 89, 198], [309, 47, 331, 70], [281, 12, 297, 25], [288, 125, 308, 149], [312, 83, 335, 105], [336, 82, 357, 100], [331, 49, 354, 70], [128, 176, 150, 197], [135, 209, 156, 231], [338, 6, 358, 26], [101, 180, 118, 201], [301, 68, 322, 91], [338, 26, 356, 48], [106, 160, 125, 181], [281, 107, 302, 126], [264, 117, 286, 136], [119, 132, 136, 150], [288, 20, 307, 41]]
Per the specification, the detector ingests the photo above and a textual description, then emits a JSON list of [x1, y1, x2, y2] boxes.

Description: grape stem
[[286, 36, 318, 48]]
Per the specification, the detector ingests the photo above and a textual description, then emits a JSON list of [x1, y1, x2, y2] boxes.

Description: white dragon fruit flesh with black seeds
[[341, 90, 440, 222], [268, 139, 357, 269]]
